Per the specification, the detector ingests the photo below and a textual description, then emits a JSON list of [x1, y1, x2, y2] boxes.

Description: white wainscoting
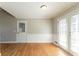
[[26, 34, 57, 43], [0, 34, 58, 43]]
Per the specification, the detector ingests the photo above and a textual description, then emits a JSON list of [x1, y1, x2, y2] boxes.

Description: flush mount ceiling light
[[40, 5, 47, 9]]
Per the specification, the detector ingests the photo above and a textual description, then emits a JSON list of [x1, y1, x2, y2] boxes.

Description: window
[[71, 14, 79, 53], [19, 23, 25, 32], [58, 18, 68, 48], [58, 13, 79, 55]]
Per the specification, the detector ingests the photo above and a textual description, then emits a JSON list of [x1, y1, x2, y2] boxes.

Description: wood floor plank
[[0, 43, 71, 56]]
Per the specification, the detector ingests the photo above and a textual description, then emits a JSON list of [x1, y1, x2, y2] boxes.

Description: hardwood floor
[[0, 43, 71, 56]]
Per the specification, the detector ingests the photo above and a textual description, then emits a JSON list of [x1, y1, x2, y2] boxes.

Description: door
[[16, 20, 27, 42]]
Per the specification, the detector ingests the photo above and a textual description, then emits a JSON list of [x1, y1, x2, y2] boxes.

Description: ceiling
[[0, 2, 78, 19]]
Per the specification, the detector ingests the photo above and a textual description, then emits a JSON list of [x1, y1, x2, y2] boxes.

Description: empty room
[[0, 2, 79, 56]]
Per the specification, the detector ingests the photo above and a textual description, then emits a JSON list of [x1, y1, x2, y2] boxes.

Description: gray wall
[[26, 18, 57, 43], [16, 18, 56, 43], [0, 9, 17, 42], [28, 18, 54, 34]]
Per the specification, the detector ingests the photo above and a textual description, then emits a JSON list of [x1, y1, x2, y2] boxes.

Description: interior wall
[[26, 18, 57, 43], [28, 18, 53, 34], [0, 9, 17, 42]]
